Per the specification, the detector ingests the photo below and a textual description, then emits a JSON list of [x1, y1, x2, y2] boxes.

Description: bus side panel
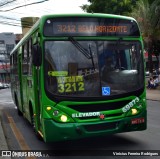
[[17, 53, 23, 113]]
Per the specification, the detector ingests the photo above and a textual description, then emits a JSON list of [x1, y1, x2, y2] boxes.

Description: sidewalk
[[146, 87, 160, 101], [0, 110, 8, 149], [146, 75, 160, 101]]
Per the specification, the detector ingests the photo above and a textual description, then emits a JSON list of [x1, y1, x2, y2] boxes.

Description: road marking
[[5, 111, 36, 159]]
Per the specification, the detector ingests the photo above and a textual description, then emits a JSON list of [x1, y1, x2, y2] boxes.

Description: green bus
[[10, 13, 147, 142]]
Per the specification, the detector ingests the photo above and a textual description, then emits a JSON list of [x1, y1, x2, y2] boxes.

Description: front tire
[[15, 95, 22, 116], [31, 113, 43, 141]]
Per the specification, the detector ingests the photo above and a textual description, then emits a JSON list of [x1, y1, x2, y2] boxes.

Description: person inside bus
[[101, 57, 113, 72], [101, 56, 114, 82]]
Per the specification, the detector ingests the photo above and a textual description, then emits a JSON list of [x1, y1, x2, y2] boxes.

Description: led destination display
[[44, 17, 140, 36]]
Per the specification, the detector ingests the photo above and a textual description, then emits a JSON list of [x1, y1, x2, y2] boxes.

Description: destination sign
[[44, 17, 140, 37], [56, 24, 128, 34]]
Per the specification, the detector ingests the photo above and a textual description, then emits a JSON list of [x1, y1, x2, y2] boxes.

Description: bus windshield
[[44, 40, 144, 97]]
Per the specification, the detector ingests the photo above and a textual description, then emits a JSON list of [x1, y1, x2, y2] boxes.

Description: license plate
[[131, 118, 145, 125]]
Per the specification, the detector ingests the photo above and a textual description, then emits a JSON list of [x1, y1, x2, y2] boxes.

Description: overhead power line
[[0, 15, 20, 22], [0, 20, 21, 27], [0, 0, 17, 8], [0, 15, 38, 28], [0, 19, 37, 28], [0, 0, 49, 12]]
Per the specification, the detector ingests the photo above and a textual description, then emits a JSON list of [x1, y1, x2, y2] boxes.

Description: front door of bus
[[21, 44, 30, 119], [17, 53, 24, 113]]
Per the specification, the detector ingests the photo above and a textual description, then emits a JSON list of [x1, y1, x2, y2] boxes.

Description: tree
[[81, 0, 138, 15], [130, 0, 160, 73], [152, 40, 160, 70], [81, 0, 160, 73]]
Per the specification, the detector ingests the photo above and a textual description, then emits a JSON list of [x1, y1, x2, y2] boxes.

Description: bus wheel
[[31, 114, 43, 141], [15, 95, 22, 116], [31, 115, 36, 130], [17, 108, 23, 116]]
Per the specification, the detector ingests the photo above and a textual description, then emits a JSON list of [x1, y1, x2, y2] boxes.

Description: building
[[0, 32, 16, 83], [21, 17, 39, 36], [0, 17, 38, 84]]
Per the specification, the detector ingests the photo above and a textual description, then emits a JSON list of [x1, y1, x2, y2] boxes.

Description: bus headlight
[[60, 115, 68, 122], [45, 105, 75, 123]]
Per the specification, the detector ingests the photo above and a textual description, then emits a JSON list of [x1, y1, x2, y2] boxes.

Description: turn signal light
[[131, 108, 138, 115], [46, 106, 52, 111]]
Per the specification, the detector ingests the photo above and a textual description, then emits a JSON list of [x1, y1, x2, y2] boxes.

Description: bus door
[[17, 52, 24, 113], [21, 43, 30, 119], [32, 40, 42, 132], [35, 65, 41, 131]]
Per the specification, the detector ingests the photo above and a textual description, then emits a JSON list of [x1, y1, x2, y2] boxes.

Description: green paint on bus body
[[10, 13, 146, 142]]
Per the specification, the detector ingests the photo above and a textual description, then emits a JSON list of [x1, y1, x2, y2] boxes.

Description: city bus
[[10, 13, 147, 142]]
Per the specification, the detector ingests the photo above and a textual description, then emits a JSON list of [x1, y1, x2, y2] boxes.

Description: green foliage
[[148, 0, 156, 4], [130, 0, 160, 72], [81, 0, 160, 71], [153, 40, 160, 57], [81, 0, 138, 15], [130, 0, 160, 44]]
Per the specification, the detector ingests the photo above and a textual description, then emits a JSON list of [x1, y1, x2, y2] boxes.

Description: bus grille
[[84, 122, 118, 132], [67, 100, 131, 112], [78, 113, 123, 120]]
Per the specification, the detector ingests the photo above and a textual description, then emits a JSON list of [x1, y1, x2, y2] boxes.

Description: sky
[[0, 0, 89, 34]]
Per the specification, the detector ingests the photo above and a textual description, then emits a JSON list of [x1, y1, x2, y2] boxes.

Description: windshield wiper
[[68, 36, 91, 59], [68, 36, 95, 70], [88, 43, 95, 70]]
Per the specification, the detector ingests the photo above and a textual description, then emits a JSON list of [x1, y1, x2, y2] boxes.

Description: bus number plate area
[[131, 118, 145, 125]]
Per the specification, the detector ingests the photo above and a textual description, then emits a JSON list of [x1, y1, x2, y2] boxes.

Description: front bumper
[[42, 110, 147, 142]]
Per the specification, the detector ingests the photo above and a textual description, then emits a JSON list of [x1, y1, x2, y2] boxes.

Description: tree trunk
[[155, 55, 159, 70], [148, 40, 153, 76]]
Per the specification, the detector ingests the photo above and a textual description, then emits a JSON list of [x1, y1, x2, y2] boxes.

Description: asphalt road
[[0, 89, 160, 159]]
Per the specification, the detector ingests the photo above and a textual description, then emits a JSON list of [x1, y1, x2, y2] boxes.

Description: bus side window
[[28, 39, 32, 75], [10, 55, 13, 74], [22, 41, 29, 75], [13, 51, 18, 75]]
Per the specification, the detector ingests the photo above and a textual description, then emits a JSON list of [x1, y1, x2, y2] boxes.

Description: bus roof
[[40, 13, 136, 21], [10, 13, 138, 55]]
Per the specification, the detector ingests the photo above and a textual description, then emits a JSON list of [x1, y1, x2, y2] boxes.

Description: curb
[[146, 98, 160, 101], [146, 89, 160, 102]]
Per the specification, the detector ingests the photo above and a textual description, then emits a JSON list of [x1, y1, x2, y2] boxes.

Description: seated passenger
[[147, 77, 156, 89], [101, 57, 114, 81], [153, 76, 159, 87]]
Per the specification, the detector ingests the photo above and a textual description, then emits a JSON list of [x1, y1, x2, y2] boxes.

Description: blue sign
[[102, 87, 110, 96]]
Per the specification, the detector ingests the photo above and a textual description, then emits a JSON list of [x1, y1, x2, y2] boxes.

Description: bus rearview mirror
[[32, 44, 42, 67]]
